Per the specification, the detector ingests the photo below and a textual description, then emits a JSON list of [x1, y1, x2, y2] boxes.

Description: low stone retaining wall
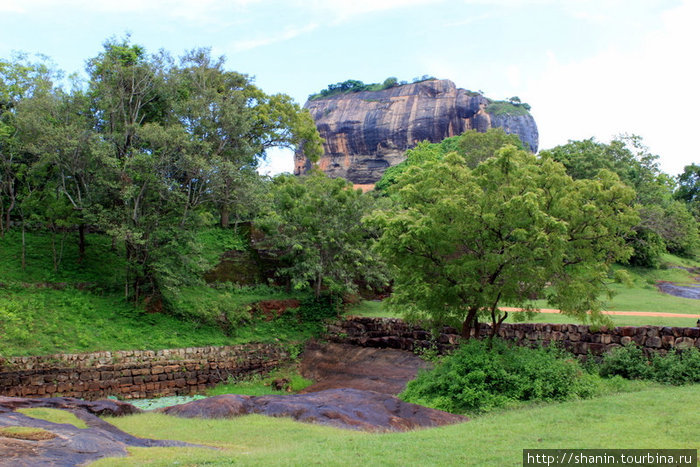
[[328, 317, 700, 357], [0, 344, 289, 400]]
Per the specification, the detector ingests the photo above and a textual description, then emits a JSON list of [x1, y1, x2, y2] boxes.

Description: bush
[[599, 344, 653, 379], [399, 339, 597, 414], [651, 349, 700, 385], [599, 344, 700, 385]]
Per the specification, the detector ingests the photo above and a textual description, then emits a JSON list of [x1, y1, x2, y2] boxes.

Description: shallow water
[[123, 394, 207, 411]]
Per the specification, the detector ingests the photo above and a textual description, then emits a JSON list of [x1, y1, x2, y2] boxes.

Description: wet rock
[[299, 342, 430, 395], [0, 401, 201, 466], [0, 396, 140, 416], [159, 388, 467, 432], [656, 281, 700, 300]]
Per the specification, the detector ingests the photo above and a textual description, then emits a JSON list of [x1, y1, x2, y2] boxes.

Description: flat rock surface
[[0, 400, 201, 466], [0, 396, 140, 417], [159, 388, 466, 432], [299, 341, 430, 394]]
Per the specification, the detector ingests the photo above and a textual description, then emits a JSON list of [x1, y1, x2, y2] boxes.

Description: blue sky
[[1, 0, 697, 176]]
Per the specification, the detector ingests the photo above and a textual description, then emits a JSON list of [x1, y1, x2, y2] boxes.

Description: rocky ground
[[656, 267, 700, 300], [0, 343, 466, 465], [0, 397, 201, 466]]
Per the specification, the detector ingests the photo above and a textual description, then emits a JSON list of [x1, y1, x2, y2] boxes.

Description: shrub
[[599, 344, 653, 380], [399, 339, 596, 414], [651, 348, 700, 385], [599, 344, 700, 385]]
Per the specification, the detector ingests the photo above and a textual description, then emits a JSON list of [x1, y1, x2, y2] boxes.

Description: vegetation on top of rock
[[485, 100, 531, 116], [307, 76, 437, 100]]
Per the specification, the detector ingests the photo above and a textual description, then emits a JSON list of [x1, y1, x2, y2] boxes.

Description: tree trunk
[[490, 311, 508, 340], [315, 272, 322, 298], [220, 207, 230, 228], [21, 220, 26, 271], [52, 229, 58, 272], [460, 307, 479, 339], [78, 223, 86, 263]]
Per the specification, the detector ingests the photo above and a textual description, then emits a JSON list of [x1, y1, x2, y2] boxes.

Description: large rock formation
[[295, 79, 538, 185]]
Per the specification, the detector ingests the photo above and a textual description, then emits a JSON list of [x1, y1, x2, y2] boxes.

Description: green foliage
[[400, 339, 600, 414], [372, 146, 638, 336], [0, 230, 125, 287], [307, 76, 435, 100], [258, 172, 387, 297], [599, 344, 652, 379], [206, 366, 313, 397], [599, 344, 700, 385], [542, 135, 698, 264], [627, 227, 666, 268], [1, 40, 323, 310], [485, 100, 531, 116], [375, 129, 525, 193]]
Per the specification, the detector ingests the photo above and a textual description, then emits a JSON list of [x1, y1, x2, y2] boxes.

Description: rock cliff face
[[294, 79, 538, 184]]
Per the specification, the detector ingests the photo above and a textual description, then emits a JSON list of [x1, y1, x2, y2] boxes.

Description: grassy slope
[[92, 384, 700, 466], [0, 230, 312, 357]]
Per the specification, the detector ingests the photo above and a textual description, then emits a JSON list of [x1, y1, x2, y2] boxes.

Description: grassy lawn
[[90, 384, 700, 466]]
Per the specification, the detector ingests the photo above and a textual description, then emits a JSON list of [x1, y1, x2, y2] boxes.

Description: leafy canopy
[[376, 128, 525, 192], [258, 172, 387, 297], [371, 146, 638, 337]]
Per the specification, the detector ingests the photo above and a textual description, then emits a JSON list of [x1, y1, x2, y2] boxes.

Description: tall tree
[[258, 172, 386, 297], [172, 48, 322, 228], [372, 146, 638, 338], [0, 54, 57, 236], [543, 136, 698, 263]]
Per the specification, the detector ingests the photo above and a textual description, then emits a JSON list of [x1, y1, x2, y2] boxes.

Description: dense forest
[[1, 38, 698, 346]]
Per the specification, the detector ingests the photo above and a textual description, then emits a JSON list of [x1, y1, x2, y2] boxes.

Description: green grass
[[0, 230, 329, 357], [16, 407, 88, 428], [206, 365, 313, 397], [486, 101, 531, 116], [92, 384, 700, 466], [0, 230, 125, 288]]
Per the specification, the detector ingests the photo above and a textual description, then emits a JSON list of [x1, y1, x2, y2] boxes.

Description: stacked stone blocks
[[0, 344, 288, 400], [328, 317, 700, 356]]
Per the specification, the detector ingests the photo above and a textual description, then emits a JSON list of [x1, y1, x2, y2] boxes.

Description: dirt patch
[[253, 299, 301, 320], [0, 427, 56, 441], [299, 341, 430, 395]]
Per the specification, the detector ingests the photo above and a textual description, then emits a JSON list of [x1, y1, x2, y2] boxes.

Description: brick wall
[[0, 344, 288, 400], [327, 317, 700, 357]]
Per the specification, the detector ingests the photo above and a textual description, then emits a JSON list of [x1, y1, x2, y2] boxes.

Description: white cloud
[[506, 65, 521, 88], [230, 23, 319, 53], [301, 0, 444, 22], [0, 0, 259, 24], [524, 0, 700, 175], [258, 147, 294, 176]]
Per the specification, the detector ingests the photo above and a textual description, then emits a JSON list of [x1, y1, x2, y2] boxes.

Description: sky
[[1, 0, 697, 177]]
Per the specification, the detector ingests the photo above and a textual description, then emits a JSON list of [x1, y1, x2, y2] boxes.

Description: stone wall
[[0, 344, 288, 400], [327, 317, 700, 357]]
